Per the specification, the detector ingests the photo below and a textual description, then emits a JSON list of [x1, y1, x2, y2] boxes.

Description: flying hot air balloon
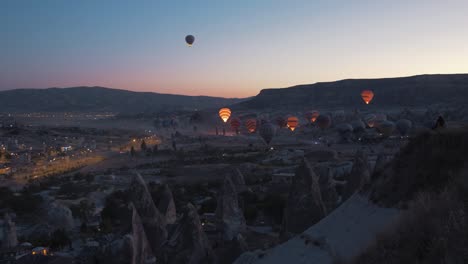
[[185, 35, 195, 46], [316, 115, 331, 129], [218, 108, 231, 123], [361, 90, 374, 105], [245, 119, 257, 133], [259, 122, 275, 145], [287, 116, 299, 131], [230, 117, 241, 134]]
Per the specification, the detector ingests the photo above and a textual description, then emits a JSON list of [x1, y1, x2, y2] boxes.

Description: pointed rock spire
[[344, 150, 371, 199], [158, 184, 177, 225], [166, 203, 215, 264], [129, 173, 167, 257], [216, 176, 246, 241], [2, 213, 18, 249], [282, 158, 327, 235]]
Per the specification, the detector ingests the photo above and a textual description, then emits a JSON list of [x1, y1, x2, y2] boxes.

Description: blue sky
[[1, 0, 467, 97]]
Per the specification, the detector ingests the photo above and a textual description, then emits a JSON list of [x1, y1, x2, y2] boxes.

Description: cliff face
[[236, 74, 468, 110]]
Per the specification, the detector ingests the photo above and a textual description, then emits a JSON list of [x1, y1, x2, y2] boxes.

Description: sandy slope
[[234, 194, 399, 264]]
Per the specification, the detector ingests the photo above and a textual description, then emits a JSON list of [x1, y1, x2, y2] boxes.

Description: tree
[[141, 140, 147, 151]]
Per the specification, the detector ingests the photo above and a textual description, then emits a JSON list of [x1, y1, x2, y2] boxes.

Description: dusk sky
[[1, 0, 467, 98]]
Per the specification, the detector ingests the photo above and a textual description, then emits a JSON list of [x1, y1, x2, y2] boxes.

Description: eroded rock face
[[129, 173, 167, 257], [231, 169, 247, 193], [282, 158, 327, 235], [344, 150, 371, 200], [130, 204, 155, 264], [374, 152, 392, 174], [166, 203, 215, 264], [98, 235, 134, 264], [216, 176, 246, 241], [158, 184, 177, 225], [2, 213, 18, 249], [46, 202, 74, 232], [314, 166, 340, 212]]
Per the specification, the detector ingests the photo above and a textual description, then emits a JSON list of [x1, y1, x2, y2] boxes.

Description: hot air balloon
[[230, 117, 241, 134], [275, 116, 287, 128], [287, 116, 299, 131], [305, 111, 320, 124], [259, 122, 275, 145], [185, 35, 195, 46], [361, 90, 374, 105], [316, 115, 331, 129], [245, 119, 257, 133], [396, 119, 412, 136], [311, 111, 320, 123], [364, 114, 376, 128], [377, 121, 395, 137], [373, 114, 387, 128], [218, 108, 231, 123]]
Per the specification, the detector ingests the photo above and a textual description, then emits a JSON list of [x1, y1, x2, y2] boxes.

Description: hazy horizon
[[2, 0, 468, 97], [2, 72, 468, 99]]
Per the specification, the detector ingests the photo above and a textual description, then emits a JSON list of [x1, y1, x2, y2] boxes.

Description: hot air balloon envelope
[[245, 119, 257, 133], [219, 108, 231, 123], [361, 90, 374, 105], [287, 116, 299, 131], [230, 117, 241, 132], [185, 35, 195, 46]]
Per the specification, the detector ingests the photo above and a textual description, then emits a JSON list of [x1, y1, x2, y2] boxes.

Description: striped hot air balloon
[[361, 90, 374, 105], [230, 117, 241, 134], [218, 108, 231, 123], [245, 119, 257, 133], [287, 116, 299, 131]]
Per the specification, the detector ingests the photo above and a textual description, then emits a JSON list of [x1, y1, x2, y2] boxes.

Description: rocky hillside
[[0, 86, 245, 113], [235, 74, 468, 110]]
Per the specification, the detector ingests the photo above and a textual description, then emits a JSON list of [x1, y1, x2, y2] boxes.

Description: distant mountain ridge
[[0, 86, 246, 113], [236, 74, 468, 110]]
